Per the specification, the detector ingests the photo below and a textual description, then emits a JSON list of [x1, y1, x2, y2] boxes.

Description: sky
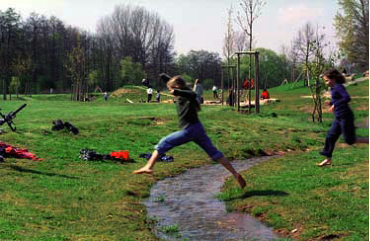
[[0, 0, 340, 57]]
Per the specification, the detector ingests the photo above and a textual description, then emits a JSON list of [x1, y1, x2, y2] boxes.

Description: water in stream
[[144, 156, 279, 240]]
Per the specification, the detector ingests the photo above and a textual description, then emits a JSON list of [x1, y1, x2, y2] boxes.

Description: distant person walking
[[104, 92, 108, 102], [317, 69, 356, 167], [212, 85, 218, 99], [193, 79, 203, 104], [133, 76, 246, 189], [147, 86, 153, 103], [156, 90, 161, 103]]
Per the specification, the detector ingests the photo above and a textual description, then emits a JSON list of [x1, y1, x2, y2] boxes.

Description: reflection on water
[[144, 156, 279, 240]]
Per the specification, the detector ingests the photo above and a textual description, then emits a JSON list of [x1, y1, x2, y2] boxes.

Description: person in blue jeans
[[133, 75, 246, 188], [317, 69, 356, 167]]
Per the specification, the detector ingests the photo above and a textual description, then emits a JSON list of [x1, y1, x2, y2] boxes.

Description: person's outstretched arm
[[173, 89, 197, 99]]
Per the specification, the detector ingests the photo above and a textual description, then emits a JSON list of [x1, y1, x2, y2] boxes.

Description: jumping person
[[317, 69, 356, 167], [133, 76, 246, 188]]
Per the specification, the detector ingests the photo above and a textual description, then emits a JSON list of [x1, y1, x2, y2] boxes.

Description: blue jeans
[[320, 112, 356, 158], [155, 122, 223, 161]]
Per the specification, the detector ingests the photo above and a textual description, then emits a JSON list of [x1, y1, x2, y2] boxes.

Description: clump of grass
[[160, 224, 181, 238]]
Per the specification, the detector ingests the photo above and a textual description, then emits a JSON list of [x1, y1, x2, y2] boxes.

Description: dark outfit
[[154, 88, 223, 160], [320, 84, 356, 158]]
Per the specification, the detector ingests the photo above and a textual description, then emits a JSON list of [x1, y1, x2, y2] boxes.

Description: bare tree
[[294, 22, 315, 86], [223, 6, 235, 63], [305, 25, 335, 123], [65, 34, 88, 101], [96, 4, 175, 86], [278, 44, 292, 83], [236, 0, 265, 110], [223, 6, 236, 104], [236, 0, 265, 51], [289, 40, 300, 83], [234, 31, 249, 52]]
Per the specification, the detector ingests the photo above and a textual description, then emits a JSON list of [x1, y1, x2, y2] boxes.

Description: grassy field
[[220, 79, 369, 240], [0, 79, 368, 240]]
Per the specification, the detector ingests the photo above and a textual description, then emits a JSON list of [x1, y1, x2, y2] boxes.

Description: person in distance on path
[[133, 75, 246, 188]]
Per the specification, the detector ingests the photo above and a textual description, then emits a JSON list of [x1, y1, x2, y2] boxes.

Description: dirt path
[[144, 156, 279, 240]]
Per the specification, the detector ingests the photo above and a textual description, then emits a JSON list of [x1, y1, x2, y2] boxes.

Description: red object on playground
[[261, 90, 270, 100], [0, 142, 42, 161], [110, 150, 130, 161], [242, 79, 254, 89]]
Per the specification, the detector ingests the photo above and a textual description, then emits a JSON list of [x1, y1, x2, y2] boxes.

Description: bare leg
[[217, 156, 246, 189], [133, 150, 160, 174]]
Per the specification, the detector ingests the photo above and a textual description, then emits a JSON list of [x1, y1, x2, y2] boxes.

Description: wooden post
[[255, 52, 260, 113], [221, 64, 237, 107], [237, 53, 241, 112], [221, 67, 224, 105]]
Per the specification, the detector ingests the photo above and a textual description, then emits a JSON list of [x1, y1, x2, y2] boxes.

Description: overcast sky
[[0, 0, 339, 56]]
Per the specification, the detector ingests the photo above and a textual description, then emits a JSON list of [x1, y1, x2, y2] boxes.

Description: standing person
[[212, 85, 218, 99], [156, 90, 161, 103], [193, 79, 203, 104], [147, 86, 153, 103], [317, 69, 356, 167], [133, 76, 246, 188], [104, 92, 108, 102]]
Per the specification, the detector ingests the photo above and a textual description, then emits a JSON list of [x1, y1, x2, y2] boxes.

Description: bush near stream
[[0, 79, 368, 240]]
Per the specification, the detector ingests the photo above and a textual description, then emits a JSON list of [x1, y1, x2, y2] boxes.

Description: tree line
[[0, 5, 178, 100], [0, 5, 235, 100]]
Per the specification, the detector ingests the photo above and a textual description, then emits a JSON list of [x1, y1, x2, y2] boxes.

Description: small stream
[[144, 156, 279, 240]]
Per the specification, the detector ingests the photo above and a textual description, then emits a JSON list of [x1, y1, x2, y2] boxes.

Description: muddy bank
[[144, 156, 279, 240]]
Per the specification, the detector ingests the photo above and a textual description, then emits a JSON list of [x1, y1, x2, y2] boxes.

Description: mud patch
[[111, 88, 142, 97]]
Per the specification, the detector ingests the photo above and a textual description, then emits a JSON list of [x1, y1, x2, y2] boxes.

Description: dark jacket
[[173, 88, 201, 128], [330, 84, 352, 117]]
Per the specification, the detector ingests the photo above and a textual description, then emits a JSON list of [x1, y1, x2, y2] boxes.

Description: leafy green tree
[[9, 76, 20, 99], [176, 50, 221, 85], [334, 0, 369, 71], [120, 57, 146, 86], [239, 48, 288, 88], [87, 70, 99, 93], [12, 55, 34, 96], [65, 35, 87, 101], [0, 8, 22, 100], [202, 79, 214, 90], [305, 27, 337, 123]]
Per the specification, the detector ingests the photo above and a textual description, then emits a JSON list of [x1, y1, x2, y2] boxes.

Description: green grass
[[0, 78, 368, 240], [220, 78, 369, 240], [219, 146, 369, 240]]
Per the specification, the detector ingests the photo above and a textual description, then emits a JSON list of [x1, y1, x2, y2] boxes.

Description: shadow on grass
[[7, 164, 79, 179], [241, 190, 289, 199]]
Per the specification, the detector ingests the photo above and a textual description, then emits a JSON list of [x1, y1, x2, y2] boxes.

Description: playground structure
[[221, 51, 260, 113], [236, 51, 260, 113], [221, 64, 237, 106]]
